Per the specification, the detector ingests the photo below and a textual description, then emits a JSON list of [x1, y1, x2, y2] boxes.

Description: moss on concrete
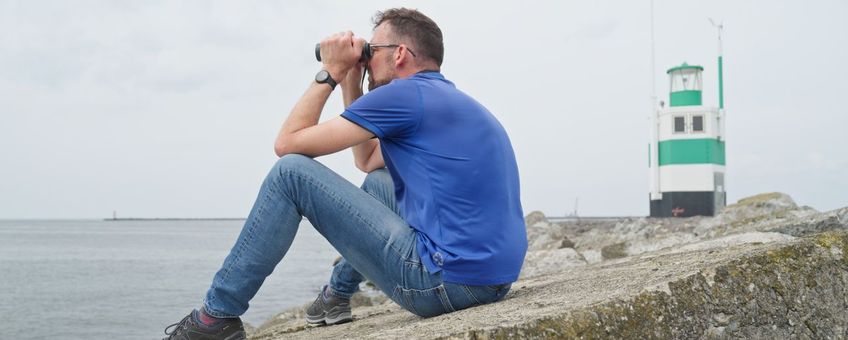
[[600, 242, 628, 260], [733, 192, 786, 207], [729, 209, 791, 228], [441, 231, 848, 339]]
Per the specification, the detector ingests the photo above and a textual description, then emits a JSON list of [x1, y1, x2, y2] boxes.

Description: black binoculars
[[314, 43, 372, 62]]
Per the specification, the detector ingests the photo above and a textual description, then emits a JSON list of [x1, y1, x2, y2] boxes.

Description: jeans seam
[[437, 284, 455, 313], [391, 285, 403, 309], [401, 287, 419, 316], [398, 285, 456, 317], [401, 260, 424, 289], [283, 168, 409, 261], [214, 178, 270, 287], [461, 285, 483, 305], [206, 186, 268, 316]]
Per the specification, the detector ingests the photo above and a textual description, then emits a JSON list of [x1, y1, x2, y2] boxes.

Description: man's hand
[[319, 32, 366, 84], [273, 32, 374, 160]]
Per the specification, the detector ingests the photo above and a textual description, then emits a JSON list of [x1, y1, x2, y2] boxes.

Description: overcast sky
[[1, 0, 846, 219]]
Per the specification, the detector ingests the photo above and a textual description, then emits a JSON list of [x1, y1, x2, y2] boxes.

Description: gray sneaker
[[162, 309, 245, 340], [305, 285, 353, 325]]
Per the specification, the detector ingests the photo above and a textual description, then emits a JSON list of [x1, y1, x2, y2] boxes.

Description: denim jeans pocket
[[393, 284, 455, 317]]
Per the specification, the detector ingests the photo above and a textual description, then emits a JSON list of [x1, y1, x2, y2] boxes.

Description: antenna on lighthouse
[[708, 18, 723, 53], [650, 0, 657, 105]]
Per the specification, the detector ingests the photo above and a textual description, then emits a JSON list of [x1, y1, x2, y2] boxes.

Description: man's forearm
[[341, 70, 380, 171], [342, 82, 363, 108], [352, 139, 380, 171], [274, 81, 333, 156]]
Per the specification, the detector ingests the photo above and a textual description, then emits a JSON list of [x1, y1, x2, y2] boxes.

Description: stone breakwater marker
[[649, 17, 726, 218]]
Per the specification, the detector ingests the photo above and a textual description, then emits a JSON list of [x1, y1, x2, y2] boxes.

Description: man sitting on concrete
[[163, 8, 527, 340]]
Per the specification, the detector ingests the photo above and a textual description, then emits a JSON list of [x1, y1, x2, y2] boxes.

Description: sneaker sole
[[305, 311, 352, 326], [325, 311, 352, 325]]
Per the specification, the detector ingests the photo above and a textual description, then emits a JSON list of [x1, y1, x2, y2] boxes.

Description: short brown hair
[[373, 8, 444, 67]]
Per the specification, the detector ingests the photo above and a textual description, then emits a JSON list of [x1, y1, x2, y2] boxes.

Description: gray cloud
[[0, 0, 846, 219]]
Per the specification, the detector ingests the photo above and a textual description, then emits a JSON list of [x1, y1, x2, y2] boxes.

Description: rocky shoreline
[[249, 193, 848, 339]]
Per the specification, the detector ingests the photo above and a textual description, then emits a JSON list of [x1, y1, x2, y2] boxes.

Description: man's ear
[[395, 45, 410, 67], [394, 47, 404, 66]]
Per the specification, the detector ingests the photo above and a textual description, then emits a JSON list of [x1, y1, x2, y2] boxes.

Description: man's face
[[367, 23, 399, 91]]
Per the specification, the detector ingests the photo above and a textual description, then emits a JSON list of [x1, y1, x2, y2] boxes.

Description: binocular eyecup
[[315, 43, 372, 62]]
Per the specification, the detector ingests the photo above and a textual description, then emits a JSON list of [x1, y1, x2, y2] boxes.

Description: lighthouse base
[[650, 191, 725, 217]]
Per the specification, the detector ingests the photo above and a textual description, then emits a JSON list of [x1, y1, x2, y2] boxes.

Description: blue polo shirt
[[341, 71, 526, 285]]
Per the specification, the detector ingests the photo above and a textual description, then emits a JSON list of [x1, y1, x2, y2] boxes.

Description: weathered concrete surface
[[250, 193, 848, 339]]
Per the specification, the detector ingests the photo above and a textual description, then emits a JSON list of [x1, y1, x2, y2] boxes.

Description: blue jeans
[[203, 154, 511, 318]]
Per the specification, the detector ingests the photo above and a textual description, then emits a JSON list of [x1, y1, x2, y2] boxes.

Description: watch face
[[315, 70, 329, 83]]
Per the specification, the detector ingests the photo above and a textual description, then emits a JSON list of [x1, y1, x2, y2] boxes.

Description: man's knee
[[361, 168, 392, 191], [273, 154, 315, 173]]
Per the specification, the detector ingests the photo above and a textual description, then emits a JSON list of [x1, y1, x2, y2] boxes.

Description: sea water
[[0, 219, 338, 340]]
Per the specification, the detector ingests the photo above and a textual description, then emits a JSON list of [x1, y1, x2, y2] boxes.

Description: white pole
[[649, 0, 661, 201], [709, 18, 727, 210]]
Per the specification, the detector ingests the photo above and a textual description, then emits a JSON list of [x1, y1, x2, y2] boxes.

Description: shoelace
[[163, 314, 192, 338]]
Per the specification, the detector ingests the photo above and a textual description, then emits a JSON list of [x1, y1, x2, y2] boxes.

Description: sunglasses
[[315, 42, 417, 62], [366, 43, 417, 60]]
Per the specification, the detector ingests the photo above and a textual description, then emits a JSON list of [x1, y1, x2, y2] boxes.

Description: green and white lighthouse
[[649, 62, 725, 217], [646, 9, 727, 217]]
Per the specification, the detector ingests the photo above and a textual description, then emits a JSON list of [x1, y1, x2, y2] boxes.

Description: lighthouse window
[[673, 116, 686, 133], [692, 115, 704, 132]]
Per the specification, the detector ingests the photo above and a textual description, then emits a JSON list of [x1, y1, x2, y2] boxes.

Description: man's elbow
[[274, 139, 292, 157], [355, 160, 370, 173], [355, 160, 381, 173], [275, 138, 319, 158]]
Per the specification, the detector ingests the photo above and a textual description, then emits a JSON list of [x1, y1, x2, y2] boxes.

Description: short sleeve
[[341, 79, 422, 139]]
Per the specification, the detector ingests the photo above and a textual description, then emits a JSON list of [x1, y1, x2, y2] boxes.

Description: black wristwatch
[[315, 70, 337, 90]]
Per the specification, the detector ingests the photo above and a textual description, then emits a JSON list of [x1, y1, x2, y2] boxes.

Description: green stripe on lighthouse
[[658, 138, 725, 165], [670, 90, 702, 106]]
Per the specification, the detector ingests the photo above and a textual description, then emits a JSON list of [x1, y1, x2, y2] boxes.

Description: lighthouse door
[[714, 172, 726, 212]]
